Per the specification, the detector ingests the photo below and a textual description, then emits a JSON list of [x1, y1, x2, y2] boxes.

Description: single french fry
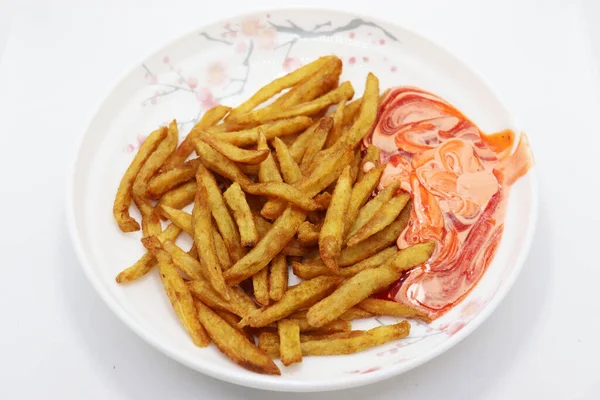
[[288, 122, 319, 163], [300, 321, 410, 356], [253, 213, 308, 257], [347, 181, 400, 239], [261, 146, 354, 219], [342, 97, 362, 127], [115, 223, 181, 283], [200, 132, 270, 164], [196, 163, 245, 262], [299, 117, 333, 173], [278, 319, 302, 366], [160, 105, 230, 171], [211, 117, 313, 147], [307, 243, 435, 327], [319, 166, 352, 271], [113, 126, 168, 232], [324, 100, 346, 149], [340, 307, 374, 321], [257, 130, 283, 183], [214, 309, 256, 343], [338, 73, 380, 149], [238, 275, 343, 328], [343, 164, 385, 236], [212, 229, 233, 270], [224, 206, 306, 286], [227, 56, 338, 119], [194, 140, 253, 189], [193, 181, 229, 299], [268, 254, 288, 302], [245, 182, 320, 211], [293, 317, 351, 334], [349, 148, 362, 184], [347, 193, 410, 247], [357, 145, 381, 181], [224, 182, 259, 247], [195, 300, 280, 375], [142, 236, 210, 347], [232, 81, 354, 125], [162, 240, 205, 281], [188, 280, 256, 318], [297, 221, 320, 247], [259, 322, 410, 357], [133, 121, 179, 236], [160, 205, 193, 233], [272, 137, 302, 184], [253, 267, 270, 306], [158, 181, 196, 214], [357, 298, 430, 322], [147, 158, 201, 199]]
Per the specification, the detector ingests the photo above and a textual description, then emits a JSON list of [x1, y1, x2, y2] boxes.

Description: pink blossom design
[[125, 144, 135, 153], [283, 57, 302, 72], [187, 77, 198, 89], [363, 56, 369, 63], [137, 134, 147, 147], [235, 40, 248, 53], [207, 62, 227, 86], [162, 56, 170, 64], [368, 32, 372, 36], [240, 18, 276, 50], [443, 321, 466, 335], [391, 66, 397, 72], [196, 88, 219, 110], [361, 367, 380, 374], [349, 32, 355, 39], [379, 39, 386, 45], [348, 56, 356, 65]]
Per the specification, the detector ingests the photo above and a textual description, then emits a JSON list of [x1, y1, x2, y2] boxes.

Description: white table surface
[[1, 0, 599, 398]]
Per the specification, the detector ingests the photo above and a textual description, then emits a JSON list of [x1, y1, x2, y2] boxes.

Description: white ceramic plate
[[66, 8, 537, 392]]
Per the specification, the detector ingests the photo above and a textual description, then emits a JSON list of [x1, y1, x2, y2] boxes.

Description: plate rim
[[65, 5, 539, 392]]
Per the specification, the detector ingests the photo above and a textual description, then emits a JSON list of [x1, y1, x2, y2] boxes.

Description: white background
[[1, 0, 599, 399]]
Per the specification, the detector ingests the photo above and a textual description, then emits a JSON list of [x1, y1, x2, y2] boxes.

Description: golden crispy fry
[[162, 240, 205, 281], [342, 97, 362, 127], [344, 164, 385, 235], [268, 254, 288, 302], [187, 244, 199, 260], [232, 81, 354, 125], [215, 309, 256, 344], [224, 182, 259, 247], [147, 158, 200, 199], [300, 321, 410, 356], [142, 236, 210, 347], [158, 181, 196, 214], [188, 280, 256, 318], [347, 193, 410, 247], [115, 224, 181, 283], [288, 122, 319, 163], [246, 182, 320, 211], [339, 73, 379, 148], [293, 317, 351, 333], [324, 100, 346, 149], [160, 105, 230, 172], [238, 163, 260, 176], [271, 57, 342, 108], [253, 267, 270, 306], [299, 117, 333, 173], [357, 145, 381, 181], [307, 243, 435, 327], [297, 221, 320, 247], [340, 307, 374, 321], [278, 319, 302, 366], [133, 121, 179, 236], [319, 166, 352, 271], [199, 133, 270, 164], [159, 205, 193, 233], [194, 140, 253, 189], [280, 241, 311, 256], [347, 181, 400, 239], [224, 206, 306, 286], [279, 133, 298, 147], [349, 148, 362, 184], [211, 117, 313, 147], [195, 300, 280, 375], [357, 298, 430, 322], [113, 126, 168, 232], [227, 56, 337, 119], [238, 275, 343, 328], [212, 229, 233, 270], [261, 146, 354, 219], [257, 130, 283, 183], [259, 322, 409, 357], [193, 181, 229, 299], [252, 213, 308, 257], [314, 192, 331, 210], [272, 137, 302, 184], [196, 163, 245, 262]]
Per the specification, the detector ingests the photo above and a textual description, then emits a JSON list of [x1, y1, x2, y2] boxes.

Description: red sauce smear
[[364, 87, 534, 321]]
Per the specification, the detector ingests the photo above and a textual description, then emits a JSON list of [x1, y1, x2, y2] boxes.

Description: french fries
[[278, 319, 302, 366], [307, 243, 435, 327], [114, 58, 441, 375], [142, 236, 210, 347], [224, 182, 259, 247]]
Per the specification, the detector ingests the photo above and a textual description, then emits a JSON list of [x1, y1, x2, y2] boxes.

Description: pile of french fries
[[113, 56, 434, 375]]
